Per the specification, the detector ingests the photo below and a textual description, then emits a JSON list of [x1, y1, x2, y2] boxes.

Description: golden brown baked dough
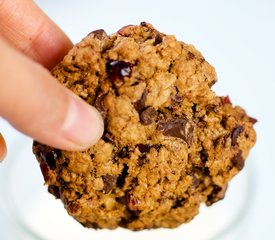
[[33, 22, 256, 230]]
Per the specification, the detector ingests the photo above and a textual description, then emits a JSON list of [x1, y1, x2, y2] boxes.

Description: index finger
[[0, 0, 73, 69]]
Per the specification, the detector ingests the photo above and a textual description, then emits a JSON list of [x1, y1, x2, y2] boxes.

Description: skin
[[0, 0, 104, 162]]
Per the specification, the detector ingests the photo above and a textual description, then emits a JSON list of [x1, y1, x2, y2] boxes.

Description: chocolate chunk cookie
[[33, 23, 256, 230]]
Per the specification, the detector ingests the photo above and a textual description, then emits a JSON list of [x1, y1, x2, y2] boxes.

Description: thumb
[[0, 36, 104, 151]]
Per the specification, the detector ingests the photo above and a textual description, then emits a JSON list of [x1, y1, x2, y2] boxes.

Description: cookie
[[33, 22, 256, 230]]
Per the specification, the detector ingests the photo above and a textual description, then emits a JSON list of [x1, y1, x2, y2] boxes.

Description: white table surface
[[0, 0, 274, 239]]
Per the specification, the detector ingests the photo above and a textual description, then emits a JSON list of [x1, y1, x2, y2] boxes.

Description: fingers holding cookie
[[0, 0, 73, 69]]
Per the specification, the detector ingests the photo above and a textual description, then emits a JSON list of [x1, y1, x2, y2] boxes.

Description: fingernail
[[0, 133, 7, 162], [62, 94, 104, 150]]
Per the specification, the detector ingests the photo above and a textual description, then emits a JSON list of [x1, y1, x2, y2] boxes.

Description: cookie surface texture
[[33, 22, 256, 230]]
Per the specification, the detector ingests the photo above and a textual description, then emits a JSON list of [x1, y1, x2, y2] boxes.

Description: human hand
[[0, 0, 104, 161]]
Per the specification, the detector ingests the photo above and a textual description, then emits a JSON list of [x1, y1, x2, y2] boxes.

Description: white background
[[0, 0, 275, 239]]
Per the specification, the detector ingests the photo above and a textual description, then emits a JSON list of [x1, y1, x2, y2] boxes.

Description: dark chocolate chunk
[[136, 144, 160, 167], [172, 198, 186, 209], [193, 166, 210, 176], [152, 144, 162, 151], [102, 174, 118, 194], [200, 150, 208, 163], [206, 185, 227, 206], [106, 60, 132, 83], [73, 79, 84, 85], [154, 33, 163, 45], [191, 104, 197, 115], [117, 146, 130, 158], [116, 164, 129, 188], [137, 144, 151, 153], [115, 196, 126, 204], [134, 89, 148, 113], [40, 150, 60, 169], [131, 177, 138, 186], [120, 211, 140, 226], [94, 94, 106, 115], [130, 81, 139, 86], [48, 185, 60, 199], [203, 167, 210, 176], [157, 117, 193, 144], [40, 162, 50, 182], [231, 126, 244, 146], [231, 150, 244, 170], [88, 29, 106, 39], [221, 116, 227, 128], [126, 193, 140, 211], [84, 221, 99, 229], [102, 132, 115, 143], [140, 107, 158, 125], [140, 21, 148, 27]]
